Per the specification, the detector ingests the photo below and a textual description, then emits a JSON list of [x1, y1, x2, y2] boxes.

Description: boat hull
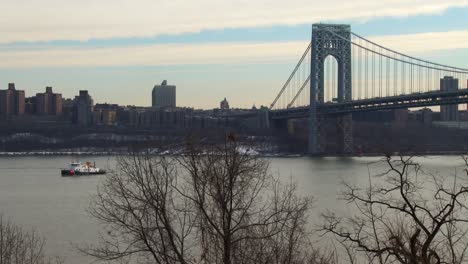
[[61, 170, 106, 176]]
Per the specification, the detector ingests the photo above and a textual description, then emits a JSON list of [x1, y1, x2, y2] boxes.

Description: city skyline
[[1, 1, 468, 108]]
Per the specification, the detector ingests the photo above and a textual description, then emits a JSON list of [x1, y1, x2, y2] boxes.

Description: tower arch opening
[[323, 55, 339, 103]]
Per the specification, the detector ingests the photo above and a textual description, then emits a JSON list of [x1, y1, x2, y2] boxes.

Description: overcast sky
[[1, 0, 468, 108]]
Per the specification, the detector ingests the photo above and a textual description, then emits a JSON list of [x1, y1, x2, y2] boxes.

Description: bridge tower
[[309, 24, 353, 154]]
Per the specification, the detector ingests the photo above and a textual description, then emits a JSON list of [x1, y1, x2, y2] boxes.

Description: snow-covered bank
[[0, 145, 306, 158]]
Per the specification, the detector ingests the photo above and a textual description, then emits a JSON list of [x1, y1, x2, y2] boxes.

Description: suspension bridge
[[262, 23, 468, 155]]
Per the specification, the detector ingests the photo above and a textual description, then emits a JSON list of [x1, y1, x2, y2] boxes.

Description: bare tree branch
[[322, 156, 468, 264]]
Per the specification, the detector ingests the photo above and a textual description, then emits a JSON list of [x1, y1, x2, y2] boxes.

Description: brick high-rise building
[[35, 86, 63, 115], [0, 83, 25, 115], [440, 76, 459, 121]]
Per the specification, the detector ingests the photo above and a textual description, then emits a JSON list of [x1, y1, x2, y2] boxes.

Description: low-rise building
[[120, 106, 193, 129], [93, 104, 119, 126]]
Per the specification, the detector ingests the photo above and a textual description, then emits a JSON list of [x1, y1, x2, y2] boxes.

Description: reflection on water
[[0, 155, 464, 264]]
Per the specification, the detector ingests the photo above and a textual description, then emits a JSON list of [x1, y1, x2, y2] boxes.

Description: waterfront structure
[[220, 98, 230, 109], [75, 90, 94, 126], [35, 86, 63, 115], [152, 80, 176, 108], [440, 76, 459, 121], [0, 83, 25, 116]]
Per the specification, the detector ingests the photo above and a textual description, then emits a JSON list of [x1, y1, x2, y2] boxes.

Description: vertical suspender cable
[[417, 62, 420, 93], [394, 53, 398, 95], [353, 42, 356, 100], [430, 67, 433, 93], [386, 54, 390, 97], [372, 49, 375, 98], [426, 63, 429, 92], [418, 64, 423, 93], [402, 57, 405, 95], [358, 40, 362, 99], [409, 58, 413, 94], [379, 48, 382, 97], [365, 43, 368, 99]]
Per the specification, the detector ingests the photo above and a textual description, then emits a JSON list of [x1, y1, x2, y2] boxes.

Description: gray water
[[0, 156, 465, 263]]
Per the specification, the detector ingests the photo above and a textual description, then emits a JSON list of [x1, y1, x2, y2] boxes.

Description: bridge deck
[[270, 89, 468, 119]]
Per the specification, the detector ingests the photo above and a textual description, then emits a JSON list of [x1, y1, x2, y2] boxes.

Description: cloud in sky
[[1, 0, 468, 43], [2, 30, 468, 69], [369, 30, 468, 55], [0, 41, 308, 68]]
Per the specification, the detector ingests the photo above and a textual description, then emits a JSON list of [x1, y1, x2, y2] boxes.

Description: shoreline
[[0, 150, 466, 158]]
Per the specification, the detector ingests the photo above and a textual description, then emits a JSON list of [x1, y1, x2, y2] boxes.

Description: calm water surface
[[0, 156, 465, 263]]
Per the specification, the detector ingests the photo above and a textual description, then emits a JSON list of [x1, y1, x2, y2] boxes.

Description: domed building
[[220, 98, 229, 110]]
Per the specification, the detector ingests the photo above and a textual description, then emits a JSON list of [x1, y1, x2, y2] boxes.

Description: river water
[[0, 155, 465, 263]]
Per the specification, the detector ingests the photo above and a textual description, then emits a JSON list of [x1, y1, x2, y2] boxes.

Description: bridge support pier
[[308, 112, 318, 155], [308, 113, 353, 155], [337, 114, 353, 154], [308, 111, 327, 155]]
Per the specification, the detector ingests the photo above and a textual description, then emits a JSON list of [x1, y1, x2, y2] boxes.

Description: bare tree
[[81, 153, 195, 264], [177, 138, 313, 264], [83, 137, 321, 264], [0, 215, 64, 264], [322, 156, 468, 264]]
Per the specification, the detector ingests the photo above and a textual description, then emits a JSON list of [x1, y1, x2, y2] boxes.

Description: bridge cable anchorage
[[270, 42, 311, 110]]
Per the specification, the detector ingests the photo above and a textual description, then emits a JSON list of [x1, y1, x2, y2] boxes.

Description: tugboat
[[61, 161, 106, 176]]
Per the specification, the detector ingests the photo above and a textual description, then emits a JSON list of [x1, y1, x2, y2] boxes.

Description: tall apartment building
[[440, 76, 459, 121], [75, 90, 94, 126], [0, 83, 25, 116], [152, 80, 176, 108], [35, 86, 63, 115]]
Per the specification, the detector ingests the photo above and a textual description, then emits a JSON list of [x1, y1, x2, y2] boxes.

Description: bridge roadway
[[269, 89, 468, 119]]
